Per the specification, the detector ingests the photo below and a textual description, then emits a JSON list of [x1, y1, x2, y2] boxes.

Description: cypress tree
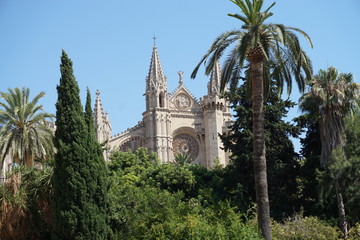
[[221, 83, 302, 219], [52, 50, 110, 239], [84, 87, 112, 238]]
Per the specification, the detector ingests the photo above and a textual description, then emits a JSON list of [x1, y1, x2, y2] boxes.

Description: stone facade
[[94, 44, 231, 168]]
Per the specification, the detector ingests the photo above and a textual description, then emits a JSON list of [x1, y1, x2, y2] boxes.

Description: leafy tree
[[221, 83, 302, 219], [191, 1, 313, 238], [294, 114, 323, 216], [0, 87, 54, 168], [299, 66, 360, 237], [109, 148, 195, 194], [52, 50, 111, 239], [318, 114, 360, 225], [108, 148, 262, 239]]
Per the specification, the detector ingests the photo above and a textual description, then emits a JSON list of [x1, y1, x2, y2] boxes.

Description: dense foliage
[[0, 166, 53, 240], [1, 143, 359, 239], [108, 148, 262, 239]]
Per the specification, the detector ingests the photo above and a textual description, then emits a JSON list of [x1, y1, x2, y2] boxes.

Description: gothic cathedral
[[93, 43, 232, 168]]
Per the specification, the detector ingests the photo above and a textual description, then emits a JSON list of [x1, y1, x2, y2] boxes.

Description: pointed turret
[[93, 90, 111, 144], [94, 90, 104, 130], [146, 44, 167, 92], [208, 60, 222, 96], [201, 60, 232, 167], [145, 42, 168, 109]]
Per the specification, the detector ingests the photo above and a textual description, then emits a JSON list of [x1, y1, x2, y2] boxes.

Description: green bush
[[272, 214, 340, 240], [0, 166, 53, 240], [348, 223, 360, 240], [110, 183, 261, 240]]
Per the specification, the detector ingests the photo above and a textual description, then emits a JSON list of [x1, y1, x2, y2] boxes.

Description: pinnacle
[[208, 60, 222, 96], [146, 43, 167, 92]]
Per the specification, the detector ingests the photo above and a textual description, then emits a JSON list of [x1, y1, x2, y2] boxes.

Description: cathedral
[[93, 43, 232, 168]]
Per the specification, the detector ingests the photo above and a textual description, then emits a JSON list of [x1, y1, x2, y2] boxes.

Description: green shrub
[[348, 223, 360, 240], [0, 166, 53, 240], [272, 214, 340, 240], [109, 182, 261, 240]]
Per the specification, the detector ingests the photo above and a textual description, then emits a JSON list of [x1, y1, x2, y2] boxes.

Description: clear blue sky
[[1, 0, 359, 153]]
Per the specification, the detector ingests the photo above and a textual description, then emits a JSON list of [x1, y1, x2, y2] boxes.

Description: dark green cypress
[[52, 50, 110, 239], [84, 87, 112, 238], [221, 83, 302, 219]]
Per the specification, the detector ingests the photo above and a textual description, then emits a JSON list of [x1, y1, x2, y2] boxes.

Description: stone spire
[[93, 90, 111, 144], [146, 43, 167, 93], [208, 60, 222, 96], [145, 42, 168, 110], [93, 90, 104, 129]]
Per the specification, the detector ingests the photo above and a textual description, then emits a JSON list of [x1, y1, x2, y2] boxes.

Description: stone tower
[[143, 43, 173, 163], [201, 60, 231, 167]]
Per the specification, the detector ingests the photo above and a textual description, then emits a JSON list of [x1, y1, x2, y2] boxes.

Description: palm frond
[[191, 30, 242, 79]]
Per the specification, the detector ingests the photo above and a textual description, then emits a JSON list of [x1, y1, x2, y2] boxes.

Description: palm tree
[[300, 67, 360, 167], [174, 153, 193, 166], [299, 66, 360, 237], [0, 87, 55, 170], [191, 1, 313, 239]]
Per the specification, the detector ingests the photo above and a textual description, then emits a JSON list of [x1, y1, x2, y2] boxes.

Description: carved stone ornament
[[175, 93, 191, 110], [173, 133, 199, 160]]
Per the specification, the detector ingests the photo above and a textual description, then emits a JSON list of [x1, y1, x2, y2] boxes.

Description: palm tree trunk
[[251, 57, 272, 240], [335, 179, 348, 238]]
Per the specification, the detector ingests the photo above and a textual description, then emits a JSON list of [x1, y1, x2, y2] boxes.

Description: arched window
[[159, 92, 164, 108]]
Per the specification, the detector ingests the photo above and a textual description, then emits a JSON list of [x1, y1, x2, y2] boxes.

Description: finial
[[177, 71, 184, 85], [153, 35, 157, 46], [96, 89, 100, 96]]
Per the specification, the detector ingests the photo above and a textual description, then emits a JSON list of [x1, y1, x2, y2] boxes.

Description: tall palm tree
[[299, 66, 360, 237], [191, 1, 313, 239], [0, 87, 55, 170], [300, 66, 360, 167]]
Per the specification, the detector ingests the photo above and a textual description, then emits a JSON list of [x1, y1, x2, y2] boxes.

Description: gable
[[169, 86, 201, 112]]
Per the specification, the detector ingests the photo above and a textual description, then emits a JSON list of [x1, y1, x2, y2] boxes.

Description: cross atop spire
[[153, 35, 157, 46]]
